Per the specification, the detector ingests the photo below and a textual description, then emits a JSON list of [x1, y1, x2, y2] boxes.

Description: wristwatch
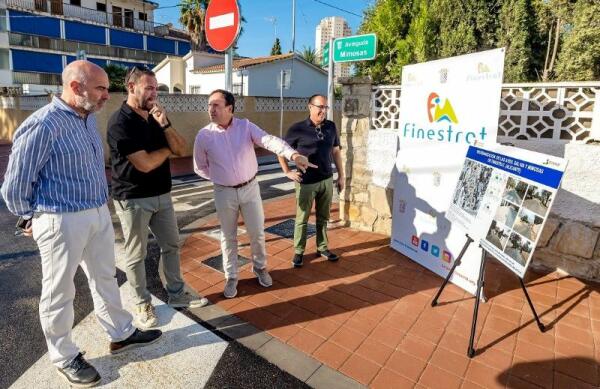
[[161, 119, 172, 130]]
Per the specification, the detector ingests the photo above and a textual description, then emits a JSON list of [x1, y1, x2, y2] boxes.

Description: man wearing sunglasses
[[108, 66, 208, 329], [278, 94, 345, 268]]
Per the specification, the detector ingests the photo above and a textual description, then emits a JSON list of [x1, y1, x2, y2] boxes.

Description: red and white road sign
[[205, 0, 241, 52]]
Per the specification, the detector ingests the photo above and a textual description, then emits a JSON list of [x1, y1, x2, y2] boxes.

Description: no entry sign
[[205, 0, 241, 52]]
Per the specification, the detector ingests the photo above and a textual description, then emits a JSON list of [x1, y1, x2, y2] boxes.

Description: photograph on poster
[[504, 232, 533, 266], [513, 208, 544, 241], [451, 159, 493, 216], [502, 177, 528, 205], [486, 220, 510, 250], [494, 199, 520, 228], [523, 185, 552, 217]]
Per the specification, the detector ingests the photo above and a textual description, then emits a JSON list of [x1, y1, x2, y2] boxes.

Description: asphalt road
[[0, 163, 309, 389]]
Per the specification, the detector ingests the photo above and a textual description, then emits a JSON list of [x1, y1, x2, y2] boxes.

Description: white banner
[[391, 48, 505, 295], [447, 145, 567, 278]]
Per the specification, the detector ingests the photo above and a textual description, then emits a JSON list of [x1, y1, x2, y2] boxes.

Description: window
[[0, 10, 6, 32], [112, 6, 122, 27], [124, 9, 134, 28], [0, 49, 9, 70], [70, 0, 81, 6], [97, 2, 106, 12], [138, 12, 147, 21], [190, 85, 201, 94]]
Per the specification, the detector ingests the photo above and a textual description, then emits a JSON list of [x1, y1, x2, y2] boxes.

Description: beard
[[74, 91, 102, 113]]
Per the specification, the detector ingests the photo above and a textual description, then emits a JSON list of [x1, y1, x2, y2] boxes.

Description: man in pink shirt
[[194, 89, 315, 298]]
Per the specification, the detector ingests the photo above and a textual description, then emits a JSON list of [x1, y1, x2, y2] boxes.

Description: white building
[[315, 16, 352, 84], [0, 0, 192, 94], [153, 52, 327, 98]]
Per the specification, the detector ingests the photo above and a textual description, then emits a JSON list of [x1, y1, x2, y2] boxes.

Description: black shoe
[[292, 253, 304, 268], [56, 353, 101, 388], [109, 328, 162, 354], [318, 250, 339, 262]]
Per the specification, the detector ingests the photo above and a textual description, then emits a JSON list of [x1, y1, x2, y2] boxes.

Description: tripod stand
[[431, 235, 546, 358]]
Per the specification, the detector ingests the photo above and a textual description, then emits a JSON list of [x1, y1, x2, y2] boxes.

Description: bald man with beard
[[1, 60, 162, 387]]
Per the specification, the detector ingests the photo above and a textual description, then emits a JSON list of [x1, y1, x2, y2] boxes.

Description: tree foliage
[[271, 38, 282, 55], [104, 64, 128, 92], [357, 0, 597, 83], [554, 0, 600, 80], [300, 46, 318, 66], [179, 0, 210, 51]]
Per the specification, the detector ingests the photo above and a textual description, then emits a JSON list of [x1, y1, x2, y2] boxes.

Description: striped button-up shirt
[[1, 96, 108, 217]]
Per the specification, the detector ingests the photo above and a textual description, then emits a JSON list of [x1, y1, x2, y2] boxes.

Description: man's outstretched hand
[[292, 153, 317, 173]]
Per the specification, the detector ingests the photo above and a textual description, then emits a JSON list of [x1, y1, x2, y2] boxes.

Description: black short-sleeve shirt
[[107, 102, 171, 199], [285, 118, 340, 185]]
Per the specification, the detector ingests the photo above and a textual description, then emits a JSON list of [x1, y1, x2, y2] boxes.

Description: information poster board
[[391, 48, 505, 295], [447, 144, 567, 278]]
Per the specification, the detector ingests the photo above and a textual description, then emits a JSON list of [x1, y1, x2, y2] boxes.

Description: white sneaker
[[135, 303, 158, 328]]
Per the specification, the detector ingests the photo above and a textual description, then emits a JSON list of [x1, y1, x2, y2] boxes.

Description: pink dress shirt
[[194, 117, 296, 186]]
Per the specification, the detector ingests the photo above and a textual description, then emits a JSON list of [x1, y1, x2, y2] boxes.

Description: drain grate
[[264, 218, 316, 240], [203, 254, 250, 273]]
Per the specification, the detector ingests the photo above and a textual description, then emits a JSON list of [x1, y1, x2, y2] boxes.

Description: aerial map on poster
[[447, 144, 567, 278]]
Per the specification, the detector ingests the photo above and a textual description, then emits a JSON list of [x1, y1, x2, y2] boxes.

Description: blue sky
[[154, 0, 373, 58]]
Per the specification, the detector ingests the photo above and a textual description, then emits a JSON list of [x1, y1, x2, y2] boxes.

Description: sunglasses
[[310, 103, 330, 111], [126, 65, 151, 84], [315, 125, 324, 140]]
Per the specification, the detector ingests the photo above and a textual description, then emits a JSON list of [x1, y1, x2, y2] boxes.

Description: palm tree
[[179, 0, 210, 51], [300, 45, 318, 66]]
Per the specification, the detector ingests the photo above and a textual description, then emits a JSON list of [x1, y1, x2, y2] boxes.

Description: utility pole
[[327, 37, 334, 120]]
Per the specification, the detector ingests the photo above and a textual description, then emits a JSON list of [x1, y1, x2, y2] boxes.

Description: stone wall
[[338, 77, 395, 235], [339, 76, 600, 282], [530, 144, 600, 280]]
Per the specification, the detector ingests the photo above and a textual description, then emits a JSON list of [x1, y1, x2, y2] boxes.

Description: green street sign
[[333, 33, 377, 63], [321, 42, 329, 67]]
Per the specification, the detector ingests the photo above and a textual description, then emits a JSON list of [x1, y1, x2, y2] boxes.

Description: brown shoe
[[109, 328, 162, 354]]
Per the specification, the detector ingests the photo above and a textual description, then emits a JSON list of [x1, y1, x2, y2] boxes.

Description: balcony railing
[[13, 71, 62, 85], [9, 32, 168, 64], [6, 0, 164, 35]]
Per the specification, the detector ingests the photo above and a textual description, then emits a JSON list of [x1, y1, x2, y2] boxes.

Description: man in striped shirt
[[1, 60, 161, 387]]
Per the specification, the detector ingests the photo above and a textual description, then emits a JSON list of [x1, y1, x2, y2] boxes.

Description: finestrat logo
[[427, 92, 458, 124]]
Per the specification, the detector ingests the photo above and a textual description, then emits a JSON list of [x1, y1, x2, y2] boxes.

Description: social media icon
[[431, 245, 440, 257], [442, 250, 452, 263], [420, 240, 429, 251], [411, 235, 419, 246]]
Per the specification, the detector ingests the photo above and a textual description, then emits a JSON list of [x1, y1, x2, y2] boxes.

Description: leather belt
[[228, 175, 256, 189]]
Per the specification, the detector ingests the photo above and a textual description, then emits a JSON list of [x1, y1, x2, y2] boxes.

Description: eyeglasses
[[126, 65, 151, 84], [310, 104, 330, 111], [315, 125, 324, 140]]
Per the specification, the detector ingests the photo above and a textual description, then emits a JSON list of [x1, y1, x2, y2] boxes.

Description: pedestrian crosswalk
[[169, 162, 295, 213]]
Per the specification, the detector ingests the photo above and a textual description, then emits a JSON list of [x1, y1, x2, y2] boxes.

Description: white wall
[[186, 72, 227, 94], [155, 60, 172, 89], [247, 58, 327, 97]]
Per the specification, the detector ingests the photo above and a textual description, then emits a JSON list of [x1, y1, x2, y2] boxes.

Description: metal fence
[[371, 82, 600, 144]]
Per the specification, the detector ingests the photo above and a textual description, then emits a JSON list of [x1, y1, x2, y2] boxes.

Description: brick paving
[[181, 196, 600, 389]]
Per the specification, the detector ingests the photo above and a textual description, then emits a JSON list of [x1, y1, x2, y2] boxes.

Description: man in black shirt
[[108, 66, 207, 328], [278, 94, 345, 267]]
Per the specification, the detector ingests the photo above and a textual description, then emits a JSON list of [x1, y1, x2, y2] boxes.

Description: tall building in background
[[0, 0, 192, 94], [315, 16, 351, 85]]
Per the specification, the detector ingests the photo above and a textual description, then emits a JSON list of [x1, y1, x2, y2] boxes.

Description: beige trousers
[[213, 180, 267, 279], [33, 205, 135, 367]]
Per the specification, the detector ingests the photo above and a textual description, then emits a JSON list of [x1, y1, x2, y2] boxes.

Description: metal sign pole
[[225, 48, 233, 91], [327, 38, 334, 120], [279, 69, 284, 138]]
